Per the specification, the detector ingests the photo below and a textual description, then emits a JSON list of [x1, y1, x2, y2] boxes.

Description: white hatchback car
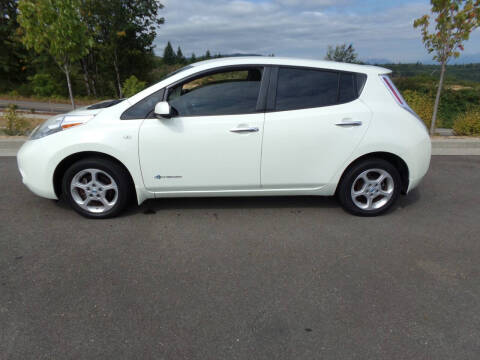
[[17, 57, 431, 218]]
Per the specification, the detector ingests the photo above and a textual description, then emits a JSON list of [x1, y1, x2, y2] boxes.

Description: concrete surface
[[435, 128, 454, 136], [1, 156, 480, 359]]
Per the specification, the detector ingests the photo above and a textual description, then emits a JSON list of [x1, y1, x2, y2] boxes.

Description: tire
[[337, 158, 401, 217], [62, 157, 132, 219]]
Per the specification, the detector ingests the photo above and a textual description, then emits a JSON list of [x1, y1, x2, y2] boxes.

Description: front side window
[[167, 68, 263, 116]]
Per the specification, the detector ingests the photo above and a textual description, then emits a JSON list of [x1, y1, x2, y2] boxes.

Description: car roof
[[191, 56, 391, 75]]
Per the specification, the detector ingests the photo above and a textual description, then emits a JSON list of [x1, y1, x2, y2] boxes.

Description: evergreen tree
[[163, 41, 176, 65], [205, 50, 211, 59], [190, 53, 197, 63], [176, 46, 185, 64]]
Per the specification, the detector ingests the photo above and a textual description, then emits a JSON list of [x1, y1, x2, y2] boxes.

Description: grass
[[0, 115, 43, 136]]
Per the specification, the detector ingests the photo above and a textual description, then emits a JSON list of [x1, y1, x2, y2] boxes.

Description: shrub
[[453, 110, 480, 136], [122, 75, 147, 97], [402, 90, 435, 128], [4, 105, 30, 136], [29, 73, 60, 97]]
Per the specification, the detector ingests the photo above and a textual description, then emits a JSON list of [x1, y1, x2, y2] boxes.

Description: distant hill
[[381, 63, 480, 83], [365, 58, 393, 65]]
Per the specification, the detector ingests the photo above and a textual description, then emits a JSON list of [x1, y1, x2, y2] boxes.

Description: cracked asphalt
[[1, 156, 480, 359]]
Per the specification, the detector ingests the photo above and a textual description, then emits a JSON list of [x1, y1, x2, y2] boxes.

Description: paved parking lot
[[1, 156, 480, 359]]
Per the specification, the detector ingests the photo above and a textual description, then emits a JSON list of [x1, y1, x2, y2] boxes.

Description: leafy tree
[[414, 0, 480, 135], [94, 0, 164, 97], [0, 0, 30, 92], [122, 75, 146, 97], [29, 73, 61, 97], [325, 44, 359, 63], [18, 0, 93, 108], [163, 41, 176, 65]]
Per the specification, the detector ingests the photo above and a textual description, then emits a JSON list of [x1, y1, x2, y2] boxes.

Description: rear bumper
[[405, 135, 432, 193], [17, 139, 58, 200]]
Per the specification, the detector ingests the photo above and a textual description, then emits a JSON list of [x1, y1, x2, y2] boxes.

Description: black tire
[[62, 157, 132, 219], [337, 158, 401, 217]]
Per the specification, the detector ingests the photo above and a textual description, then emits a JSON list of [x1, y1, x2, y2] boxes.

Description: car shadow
[[396, 188, 421, 210], [55, 188, 422, 218], [123, 195, 340, 217]]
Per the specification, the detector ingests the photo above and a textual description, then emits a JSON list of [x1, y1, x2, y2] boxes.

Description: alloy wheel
[[70, 168, 119, 214], [350, 168, 394, 211]]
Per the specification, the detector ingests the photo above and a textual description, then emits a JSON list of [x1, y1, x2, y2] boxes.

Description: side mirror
[[154, 101, 175, 119]]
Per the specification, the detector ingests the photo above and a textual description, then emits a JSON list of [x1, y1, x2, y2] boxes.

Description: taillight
[[380, 75, 407, 107], [380, 74, 428, 131]]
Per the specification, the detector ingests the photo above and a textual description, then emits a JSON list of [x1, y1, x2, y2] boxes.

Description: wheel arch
[[53, 151, 137, 200], [335, 152, 409, 194]]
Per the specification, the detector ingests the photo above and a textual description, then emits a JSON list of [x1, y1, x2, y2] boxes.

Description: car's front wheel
[[62, 158, 132, 219], [337, 158, 401, 216]]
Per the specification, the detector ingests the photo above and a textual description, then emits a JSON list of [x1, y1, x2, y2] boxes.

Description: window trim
[[267, 65, 368, 113], [120, 89, 165, 120], [163, 65, 270, 117]]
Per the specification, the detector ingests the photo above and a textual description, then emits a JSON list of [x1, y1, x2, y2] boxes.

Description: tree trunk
[[113, 48, 123, 98], [91, 52, 98, 97], [80, 58, 91, 97], [64, 64, 75, 109], [430, 60, 446, 136]]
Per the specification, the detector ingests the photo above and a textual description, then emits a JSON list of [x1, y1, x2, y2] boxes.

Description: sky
[[153, 0, 480, 64]]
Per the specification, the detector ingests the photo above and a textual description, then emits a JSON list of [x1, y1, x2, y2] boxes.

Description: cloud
[[154, 0, 480, 63]]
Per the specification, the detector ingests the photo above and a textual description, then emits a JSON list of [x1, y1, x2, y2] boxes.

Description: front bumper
[[17, 139, 58, 200]]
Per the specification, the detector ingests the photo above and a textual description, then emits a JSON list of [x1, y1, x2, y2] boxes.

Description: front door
[[139, 67, 266, 192]]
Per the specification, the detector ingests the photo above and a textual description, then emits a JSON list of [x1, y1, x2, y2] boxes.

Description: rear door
[[261, 67, 372, 188]]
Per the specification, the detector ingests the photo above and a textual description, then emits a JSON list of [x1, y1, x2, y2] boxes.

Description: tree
[[94, 0, 164, 97], [205, 50, 211, 59], [190, 53, 197, 63], [325, 44, 359, 63], [176, 46, 185, 64], [163, 41, 176, 65], [18, 0, 93, 108], [0, 0, 30, 92], [122, 75, 146, 97], [414, 0, 480, 135]]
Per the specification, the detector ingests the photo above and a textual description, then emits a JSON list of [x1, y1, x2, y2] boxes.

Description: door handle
[[230, 127, 259, 133], [335, 119, 362, 127]]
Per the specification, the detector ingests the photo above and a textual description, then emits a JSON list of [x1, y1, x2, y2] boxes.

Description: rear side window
[[275, 68, 338, 111], [274, 67, 367, 111]]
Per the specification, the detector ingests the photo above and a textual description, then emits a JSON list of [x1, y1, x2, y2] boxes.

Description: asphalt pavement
[[1, 156, 480, 359], [0, 99, 73, 113]]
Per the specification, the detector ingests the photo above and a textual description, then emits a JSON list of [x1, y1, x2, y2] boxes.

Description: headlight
[[30, 114, 95, 140]]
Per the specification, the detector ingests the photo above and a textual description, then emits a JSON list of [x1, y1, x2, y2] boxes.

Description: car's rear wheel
[[62, 158, 132, 219], [337, 158, 401, 216]]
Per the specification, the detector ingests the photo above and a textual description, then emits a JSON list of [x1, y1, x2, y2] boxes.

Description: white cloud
[[154, 0, 480, 63]]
